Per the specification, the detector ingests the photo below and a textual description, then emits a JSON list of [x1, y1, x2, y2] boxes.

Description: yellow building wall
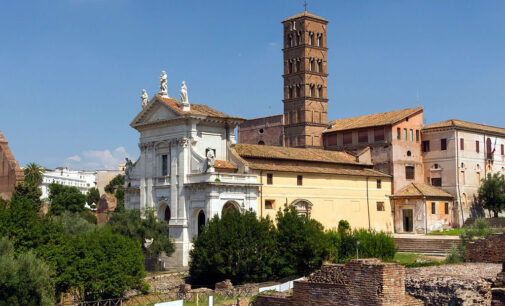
[[254, 171, 394, 233]]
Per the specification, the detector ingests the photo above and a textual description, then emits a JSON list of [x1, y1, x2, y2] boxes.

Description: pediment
[[130, 97, 182, 127]]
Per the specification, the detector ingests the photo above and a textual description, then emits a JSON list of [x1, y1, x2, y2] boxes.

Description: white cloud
[[65, 147, 130, 170], [268, 42, 277, 47]]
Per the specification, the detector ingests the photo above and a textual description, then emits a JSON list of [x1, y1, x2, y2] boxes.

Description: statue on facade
[[125, 157, 133, 179], [160, 71, 168, 96], [141, 89, 149, 108], [180, 81, 188, 104], [206, 149, 215, 173]]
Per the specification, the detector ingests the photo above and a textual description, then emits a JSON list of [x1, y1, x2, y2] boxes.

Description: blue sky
[[1, 1, 504, 169]]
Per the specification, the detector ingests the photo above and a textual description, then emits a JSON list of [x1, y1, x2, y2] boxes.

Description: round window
[[407, 151, 411, 157], [259, 128, 264, 134]]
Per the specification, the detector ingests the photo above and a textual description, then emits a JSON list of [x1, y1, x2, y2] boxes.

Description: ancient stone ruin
[[254, 259, 422, 306], [466, 233, 505, 305]]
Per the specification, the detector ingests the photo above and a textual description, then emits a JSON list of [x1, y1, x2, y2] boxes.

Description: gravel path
[[406, 263, 502, 281]]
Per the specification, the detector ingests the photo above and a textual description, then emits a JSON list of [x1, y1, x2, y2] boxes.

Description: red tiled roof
[[233, 143, 362, 165], [214, 160, 237, 170], [391, 183, 453, 199], [324, 107, 423, 133], [156, 95, 244, 120], [283, 11, 328, 22], [423, 119, 505, 137]]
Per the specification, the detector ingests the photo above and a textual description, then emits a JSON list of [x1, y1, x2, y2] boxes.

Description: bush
[[337, 220, 350, 235], [190, 210, 277, 285], [446, 218, 496, 264], [275, 206, 328, 277], [59, 211, 97, 235], [108, 209, 174, 257], [0, 237, 55, 306], [105, 175, 125, 211], [48, 184, 86, 215], [325, 226, 396, 263]]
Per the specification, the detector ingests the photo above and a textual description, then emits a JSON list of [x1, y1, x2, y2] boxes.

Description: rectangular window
[[441, 138, 447, 151], [403, 128, 407, 141], [416, 130, 420, 142], [444, 203, 449, 215], [265, 200, 273, 210], [374, 127, 385, 142], [409, 129, 413, 142], [376, 202, 385, 211], [460, 138, 464, 150], [405, 166, 415, 180], [343, 132, 353, 145], [422, 141, 430, 152], [397, 127, 401, 140], [431, 178, 442, 187], [376, 179, 382, 189], [267, 173, 273, 185], [431, 202, 436, 214], [161, 154, 168, 176], [476, 140, 480, 153], [297, 175, 303, 186], [358, 130, 368, 143]]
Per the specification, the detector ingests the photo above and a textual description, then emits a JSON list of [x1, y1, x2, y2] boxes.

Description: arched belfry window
[[296, 85, 301, 98], [288, 35, 293, 47], [296, 59, 301, 72], [308, 32, 313, 45], [288, 86, 293, 98], [298, 31, 302, 45], [317, 34, 322, 47]]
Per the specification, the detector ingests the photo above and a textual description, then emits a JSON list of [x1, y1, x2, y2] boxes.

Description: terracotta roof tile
[[243, 159, 389, 177], [214, 160, 237, 170], [423, 119, 505, 137], [234, 143, 362, 165], [283, 11, 328, 22], [392, 182, 453, 198], [156, 95, 244, 120], [324, 107, 423, 133]]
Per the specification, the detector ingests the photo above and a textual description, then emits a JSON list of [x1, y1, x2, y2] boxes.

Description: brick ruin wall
[[466, 233, 505, 263], [238, 115, 283, 146], [0, 131, 24, 200], [254, 259, 422, 306]]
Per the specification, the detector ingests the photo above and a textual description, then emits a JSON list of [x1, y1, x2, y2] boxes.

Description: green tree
[[0, 237, 55, 306], [477, 173, 505, 217], [189, 210, 277, 285], [275, 206, 328, 277], [105, 175, 125, 211], [48, 183, 86, 215], [86, 187, 100, 208], [108, 209, 174, 257], [11, 182, 43, 212], [23, 162, 44, 186]]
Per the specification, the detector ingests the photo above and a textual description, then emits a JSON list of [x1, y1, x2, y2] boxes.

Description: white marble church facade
[[125, 74, 258, 267]]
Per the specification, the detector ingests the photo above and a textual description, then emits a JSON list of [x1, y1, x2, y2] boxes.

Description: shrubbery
[[190, 210, 277, 285], [189, 207, 396, 285], [446, 218, 496, 263]]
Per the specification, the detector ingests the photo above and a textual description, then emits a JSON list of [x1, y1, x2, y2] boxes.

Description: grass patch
[[427, 229, 462, 236], [393, 252, 444, 268]]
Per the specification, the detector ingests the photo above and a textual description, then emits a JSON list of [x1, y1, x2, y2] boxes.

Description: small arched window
[[318, 60, 323, 73], [296, 85, 301, 97], [258, 141, 265, 145], [309, 85, 314, 97], [289, 35, 293, 47], [288, 87, 293, 99], [288, 61, 293, 73], [317, 34, 321, 47], [308, 33, 313, 45], [296, 59, 301, 72], [318, 86, 323, 98], [407, 150, 412, 157]]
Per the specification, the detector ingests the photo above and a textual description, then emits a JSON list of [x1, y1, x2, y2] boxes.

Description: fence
[[258, 277, 305, 293], [59, 293, 218, 306]]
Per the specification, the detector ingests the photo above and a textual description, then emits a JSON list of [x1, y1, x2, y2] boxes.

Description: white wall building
[[422, 119, 505, 224], [125, 77, 259, 268], [41, 167, 97, 199]]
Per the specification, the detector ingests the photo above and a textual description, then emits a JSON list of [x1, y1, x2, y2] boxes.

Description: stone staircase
[[394, 237, 460, 256]]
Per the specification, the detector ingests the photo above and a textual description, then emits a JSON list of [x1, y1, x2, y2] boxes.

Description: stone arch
[[157, 202, 171, 222], [222, 200, 240, 215], [290, 199, 313, 217], [462, 193, 468, 209]]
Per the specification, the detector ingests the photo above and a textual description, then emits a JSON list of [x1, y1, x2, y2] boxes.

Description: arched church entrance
[[222, 201, 240, 215], [291, 199, 313, 217], [197, 210, 205, 236]]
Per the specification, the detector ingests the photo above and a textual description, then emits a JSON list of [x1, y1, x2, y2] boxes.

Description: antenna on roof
[[304, 0, 308, 12]]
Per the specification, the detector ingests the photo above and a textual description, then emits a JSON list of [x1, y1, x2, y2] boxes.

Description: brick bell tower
[[282, 12, 328, 148]]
